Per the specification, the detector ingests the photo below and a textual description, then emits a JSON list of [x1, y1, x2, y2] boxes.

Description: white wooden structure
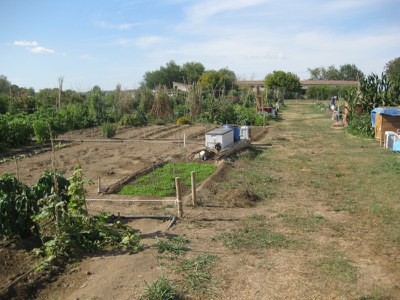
[[205, 128, 234, 150]]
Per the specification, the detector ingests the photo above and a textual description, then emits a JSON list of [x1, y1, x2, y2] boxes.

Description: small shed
[[371, 107, 400, 146], [205, 128, 234, 150]]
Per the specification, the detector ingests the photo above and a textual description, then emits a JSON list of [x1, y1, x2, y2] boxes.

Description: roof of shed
[[206, 128, 233, 135]]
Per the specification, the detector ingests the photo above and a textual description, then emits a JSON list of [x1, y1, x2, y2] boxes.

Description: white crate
[[385, 131, 399, 150]]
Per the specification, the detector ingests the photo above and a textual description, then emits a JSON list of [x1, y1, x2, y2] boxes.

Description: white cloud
[[29, 46, 55, 54], [14, 40, 39, 47], [95, 21, 135, 30], [13, 40, 62, 55]]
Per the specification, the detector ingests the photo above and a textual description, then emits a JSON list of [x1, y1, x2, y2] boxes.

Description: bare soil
[[2, 105, 399, 300], [1, 124, 266, 195]]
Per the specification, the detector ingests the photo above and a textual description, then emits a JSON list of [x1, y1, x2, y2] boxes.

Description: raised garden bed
[[118, 162, 216, 197]]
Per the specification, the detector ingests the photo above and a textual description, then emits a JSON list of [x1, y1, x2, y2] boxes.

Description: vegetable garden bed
[[118, 162, 216, 197]]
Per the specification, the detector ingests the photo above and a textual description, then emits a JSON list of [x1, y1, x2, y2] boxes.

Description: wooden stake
[[191, 171, 197, 206], [97, 177, 101, 193], [15, 157, 20, 181], [175, 177, 183, 218]]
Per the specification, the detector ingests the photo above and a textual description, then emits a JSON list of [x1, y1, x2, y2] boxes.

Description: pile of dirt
[[218, 188, 261, 207]]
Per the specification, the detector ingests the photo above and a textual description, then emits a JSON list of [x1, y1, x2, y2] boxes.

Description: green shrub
[[33, 119, 52, 143], [2, 114, 33, 147], [101, 123, 117, 138], [176, 116, 191, 125], [119, 111, 147, 126], [346, 112, 373, 138], [0, 174, 38, 238]]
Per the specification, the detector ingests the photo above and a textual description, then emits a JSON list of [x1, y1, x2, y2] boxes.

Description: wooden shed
[[372, 107, 400, 146]]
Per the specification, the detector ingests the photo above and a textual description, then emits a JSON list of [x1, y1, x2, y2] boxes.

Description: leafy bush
[[346, 112, 374, 137], [33, 166, 142, 259], [176, 116, 191, 125], [0, 174, 37, 238], [0, 114, 33, 147], [234, 105, 265, 125], [32, 119, 52, 143], [119, 111, 147, 126], [101, 123, 117, 138], [306, 86, 356, 100]]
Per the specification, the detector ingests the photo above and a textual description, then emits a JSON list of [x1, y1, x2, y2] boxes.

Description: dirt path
[[36, 102, 400, 299]]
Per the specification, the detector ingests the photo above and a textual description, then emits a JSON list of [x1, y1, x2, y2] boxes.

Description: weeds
[[220, 214, 288, 251], [101, 123, 117, 138], [156, 236, 191, 255], [315, 250, 357, 284], [141, 276, 182, 300], [277, 212, 326, 233], [177, 253, 218, 294]]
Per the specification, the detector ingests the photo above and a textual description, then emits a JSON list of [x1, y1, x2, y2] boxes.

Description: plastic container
[[223, 124, 240, 142], [385, 131, 399, 150], [240, 126, 250, 140]]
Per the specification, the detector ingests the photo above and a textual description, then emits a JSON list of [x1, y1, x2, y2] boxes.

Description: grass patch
[[156, 236, 191, 256], [220, 214, 288, 251], [315, 250, 358, 283], [119, 162, 216, 197], [140, 276, 182, 300], [279, 213, 326, 233], [380, 155, 400, 174], [176, 253, 218, 294]]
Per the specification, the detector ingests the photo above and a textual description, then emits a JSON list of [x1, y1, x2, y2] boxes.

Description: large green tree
[[308, 64, 363, 81], [142, 60, 183, 89], [384, 57, 400, 81], [264, 70, 301, 97], [181, 62, 205, 83], [339, 64, 364, 80], [0, 75, 11, 94], [198, 68, 237, 97]]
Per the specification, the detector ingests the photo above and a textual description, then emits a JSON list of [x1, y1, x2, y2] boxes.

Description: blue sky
[[1, 0, 399, 91]]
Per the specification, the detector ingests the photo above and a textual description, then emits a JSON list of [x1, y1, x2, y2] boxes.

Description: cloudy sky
[[1, 0, 399, 91]]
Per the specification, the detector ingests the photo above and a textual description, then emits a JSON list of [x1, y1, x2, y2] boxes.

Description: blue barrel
[[223, 124, 240, 142]]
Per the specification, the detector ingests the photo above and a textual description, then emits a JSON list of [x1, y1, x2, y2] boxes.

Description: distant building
[[173, 82, 189, 92], [235, 80, 359, 91]]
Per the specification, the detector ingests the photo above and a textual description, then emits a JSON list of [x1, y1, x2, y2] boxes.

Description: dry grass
[[196, 100, 400, 299]]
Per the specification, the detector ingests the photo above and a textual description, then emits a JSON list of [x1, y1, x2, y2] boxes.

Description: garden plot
[[0, 125, 265, 196], [0, 125, 215, 193]]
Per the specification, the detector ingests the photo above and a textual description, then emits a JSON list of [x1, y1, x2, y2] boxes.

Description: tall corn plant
[[358, 73, 400, 111], [346, 73, 400, 137], [151, 85, 173, 120], [187, 83, 202, 119]]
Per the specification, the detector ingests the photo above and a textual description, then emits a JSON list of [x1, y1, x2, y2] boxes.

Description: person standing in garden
[[330, 96, 335, 111]]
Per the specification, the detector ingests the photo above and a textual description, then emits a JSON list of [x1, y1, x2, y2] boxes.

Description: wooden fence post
[[15, 158, 20, 181], [191, 171, 197, 206], [175, 177, 183, 218], [97, 177, 101, 193]]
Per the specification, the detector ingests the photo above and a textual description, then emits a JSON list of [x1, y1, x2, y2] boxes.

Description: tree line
[[1, 57, 399, 148]]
